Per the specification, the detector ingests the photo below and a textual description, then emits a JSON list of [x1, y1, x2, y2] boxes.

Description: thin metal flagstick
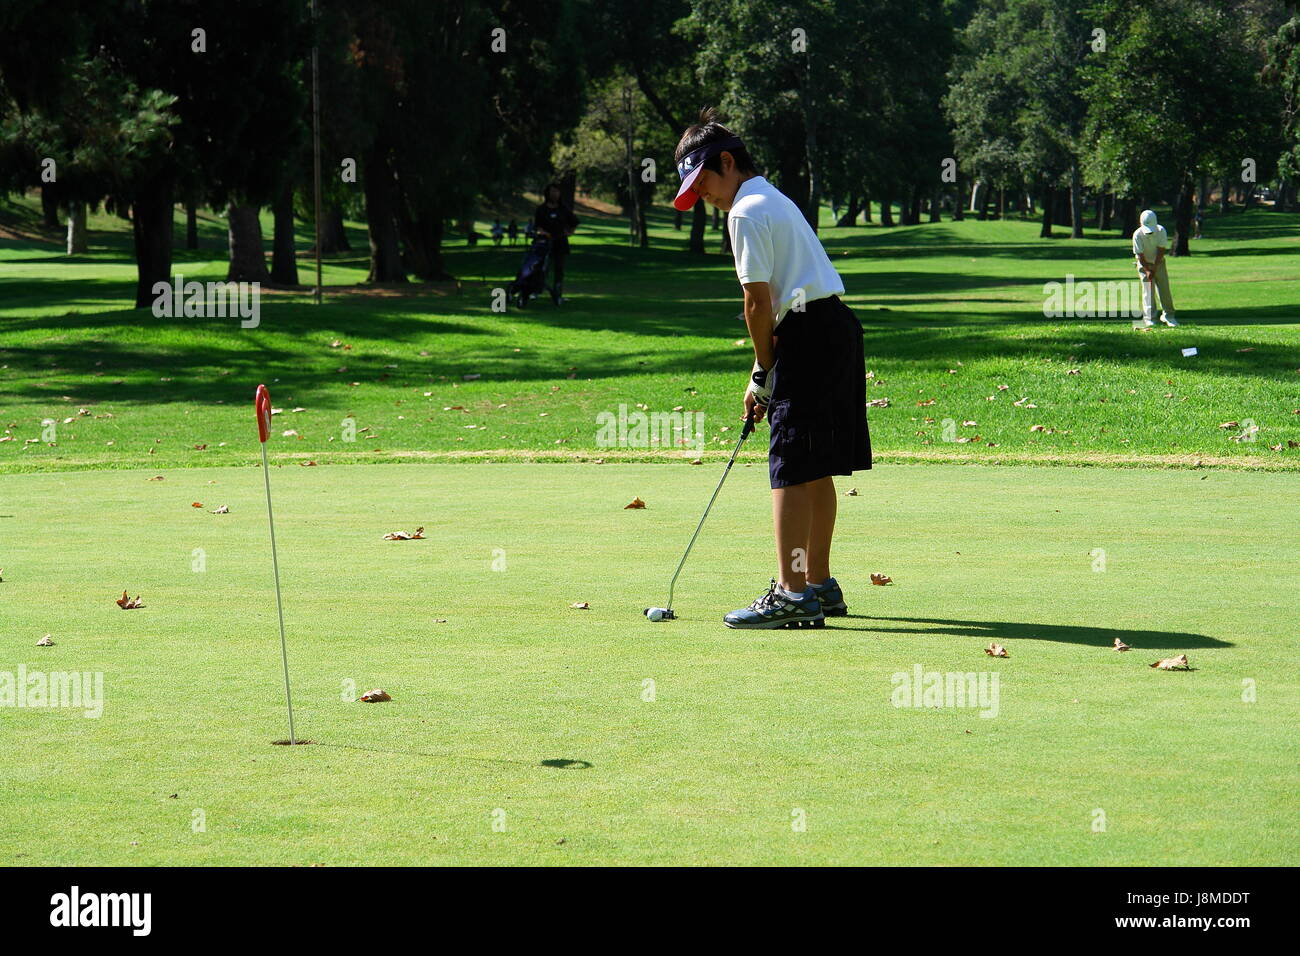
[[256, 384, 296, 745]]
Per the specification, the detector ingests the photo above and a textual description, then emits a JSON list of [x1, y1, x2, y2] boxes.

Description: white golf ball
[[646, 608, 665, 621]]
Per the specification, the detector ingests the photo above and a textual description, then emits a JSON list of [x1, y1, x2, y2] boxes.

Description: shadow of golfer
[[831, 615, 1230, 650]]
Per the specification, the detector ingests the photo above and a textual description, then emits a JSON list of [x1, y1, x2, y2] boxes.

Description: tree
[[1081, 0, 1284, 254]]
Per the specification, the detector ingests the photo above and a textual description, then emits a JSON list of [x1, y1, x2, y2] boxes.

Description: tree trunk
[[132, 178, 175, 309], [185, 199, 199, 249], [637, 182, 651, 248], [1069, 163, 1084, 238], [320, 204, 350, 254], [689, 200, 707, 254], [1054, 189, 1070, 229], [674, 209, 682, 230], [227, 204, 270, 283], [1197, 172, 1208, 215], [1117, 196, 1139, 235], [720, 211, 732, 254], [66, 201, 87, 254], [270, 181, 299, 286], [399, 214, 450, 280], [929, 190, 941, 223], [973, 182, 988, 220], [41, 185, 60, 228], [1219, 177, 1231, 213], [836, 194, 859, 227], [363, 148, 406, 283], [1173, 173, 1194, 256], [861, 192, 872, 222], [880, 192, 894, 227], [1040, 184, 1055, 238], [910, 188, 923, 225], [952, 177, 964, 221], [712, 206, 720, 231]]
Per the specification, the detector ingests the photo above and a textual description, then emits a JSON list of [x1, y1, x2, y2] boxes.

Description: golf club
[[256, 384, 297, 745], [645, 408, 758, 621]]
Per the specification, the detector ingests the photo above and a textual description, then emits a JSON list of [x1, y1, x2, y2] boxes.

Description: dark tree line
[[3, 0, 1299, 306]]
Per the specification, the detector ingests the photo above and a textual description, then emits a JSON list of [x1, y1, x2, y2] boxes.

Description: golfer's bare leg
[[773, 483, 811, 592], [773, 476, 835, 592], [806, 476, 836, 584]]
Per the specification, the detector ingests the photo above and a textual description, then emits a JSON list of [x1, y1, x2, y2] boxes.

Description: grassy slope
[[1, 196, 1298, 473], [0, 463, 1295, 865]]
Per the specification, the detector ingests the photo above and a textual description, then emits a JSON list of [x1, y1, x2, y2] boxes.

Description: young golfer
[[673, 108, 872, 629], [1133, 209, 1179, 327]]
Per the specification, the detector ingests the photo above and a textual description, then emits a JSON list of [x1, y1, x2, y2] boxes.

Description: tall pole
[[256, 385, 297, 745], [311, 0, 323, 306]]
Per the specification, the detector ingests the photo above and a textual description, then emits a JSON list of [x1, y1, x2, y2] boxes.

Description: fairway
[[3, 206, 1299, 474], [2, 462, 1294, 865]]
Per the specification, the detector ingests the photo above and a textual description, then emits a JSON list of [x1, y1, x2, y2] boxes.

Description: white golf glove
[[746, 360, 772, 406]]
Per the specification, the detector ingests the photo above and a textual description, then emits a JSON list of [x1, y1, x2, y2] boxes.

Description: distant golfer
[[534, 183, 578, 305], [1133, 209, 1178, 327], [673, 107, 871, 629]]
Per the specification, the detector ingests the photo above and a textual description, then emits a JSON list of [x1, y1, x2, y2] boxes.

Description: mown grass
[[1, 194, 1298, 474], [1, 462, 1295, 865]]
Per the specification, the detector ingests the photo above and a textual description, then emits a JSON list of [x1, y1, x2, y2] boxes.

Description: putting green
[[1, 461, 1295, 865]]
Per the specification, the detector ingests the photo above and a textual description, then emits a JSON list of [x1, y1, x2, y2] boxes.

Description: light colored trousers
[[1137, 258, 1176, 319]]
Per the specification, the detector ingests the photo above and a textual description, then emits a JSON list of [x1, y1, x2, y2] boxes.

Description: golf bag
[[509, 236, 554, 308]]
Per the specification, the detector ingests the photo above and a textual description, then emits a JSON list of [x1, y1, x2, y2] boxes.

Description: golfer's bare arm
[[742, 281, 775, 370]]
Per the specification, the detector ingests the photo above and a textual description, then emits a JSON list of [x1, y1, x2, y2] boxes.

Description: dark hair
[[544, 182, 562, 201], [674, 107, 758, 175]]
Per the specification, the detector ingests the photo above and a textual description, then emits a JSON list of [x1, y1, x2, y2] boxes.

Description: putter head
[[643, 607, 675, 621]]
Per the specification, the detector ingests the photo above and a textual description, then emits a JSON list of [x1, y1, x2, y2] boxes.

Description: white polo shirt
[[727, 176, 845, 326], [1132, 225, 1169, 262]]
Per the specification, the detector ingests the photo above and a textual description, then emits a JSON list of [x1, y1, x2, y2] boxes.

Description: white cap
[[1139, 209, 1159, 234]]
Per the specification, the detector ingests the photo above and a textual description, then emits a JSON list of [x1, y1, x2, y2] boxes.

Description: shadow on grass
[[833, 615, 1230, 650], [313, 740, 593, 770]]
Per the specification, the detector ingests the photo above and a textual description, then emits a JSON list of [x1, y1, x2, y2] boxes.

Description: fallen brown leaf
[[1151, 654, 1191, 670], [210, 505, 229, 514], [191, 502, 203, 508], [1113, 638, 1130, 652], [624, 497, 646, 510], [357, 689, 392, 702], [116, 591, 145, 610], [382, 526, 425, 540], [845, 488, 859, 496], [870, 572, 892, 586], [570, 602, 590, 609], [36, 634, 53, 646], [984, 643, 1009, 658]]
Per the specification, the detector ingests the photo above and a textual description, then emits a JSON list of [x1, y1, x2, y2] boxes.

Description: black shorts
[[766, 295, 872, 489]]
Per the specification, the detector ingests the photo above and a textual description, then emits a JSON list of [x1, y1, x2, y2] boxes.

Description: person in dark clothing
[[533, 183, 579, 304], [508, 218, 519, 246]]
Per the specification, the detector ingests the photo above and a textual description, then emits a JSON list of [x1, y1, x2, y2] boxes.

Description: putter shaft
[[664, 412, 756, 612]]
